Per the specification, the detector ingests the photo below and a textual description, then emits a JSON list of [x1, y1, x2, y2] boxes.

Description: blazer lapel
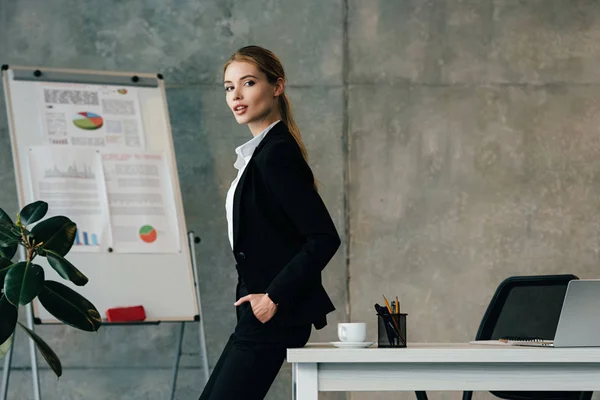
[[232, 163, 248, 251], [231, 121, 288, 250]]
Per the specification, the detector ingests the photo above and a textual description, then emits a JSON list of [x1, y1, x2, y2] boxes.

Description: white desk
[[287, 343, 600, 399]]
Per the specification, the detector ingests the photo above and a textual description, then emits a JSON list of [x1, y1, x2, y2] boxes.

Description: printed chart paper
[[102, 152, 180, 253], [38, 82, 145, 149], [28, 146, 112, 253]]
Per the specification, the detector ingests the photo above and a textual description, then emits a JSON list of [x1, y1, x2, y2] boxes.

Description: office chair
[[416, 274, 593, 400]]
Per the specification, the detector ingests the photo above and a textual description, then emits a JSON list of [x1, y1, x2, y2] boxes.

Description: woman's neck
[[248, 113, 281, 137]]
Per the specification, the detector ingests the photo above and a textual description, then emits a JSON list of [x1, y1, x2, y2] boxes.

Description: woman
[[199, 45, 341, 399]]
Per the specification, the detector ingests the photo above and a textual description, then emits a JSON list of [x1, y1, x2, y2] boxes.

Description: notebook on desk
[[469, 337, 554, 347], [470, 279, 600, 348], [470, 337, 554, 347]]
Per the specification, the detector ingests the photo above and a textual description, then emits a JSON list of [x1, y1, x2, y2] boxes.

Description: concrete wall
[[348, 1, 600, 399], [1, 1, 599, 399]]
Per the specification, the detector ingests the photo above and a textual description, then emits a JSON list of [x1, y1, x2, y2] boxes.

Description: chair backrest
[[475, 274, 578, 341], [473, 274, 590, 400]]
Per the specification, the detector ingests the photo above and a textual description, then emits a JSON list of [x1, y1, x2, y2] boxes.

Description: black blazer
[[232, 121, 340, 330]]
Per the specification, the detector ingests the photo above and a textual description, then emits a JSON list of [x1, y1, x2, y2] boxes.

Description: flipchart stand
[[1, 65, 211, 399], [1, 230, 210, 400]]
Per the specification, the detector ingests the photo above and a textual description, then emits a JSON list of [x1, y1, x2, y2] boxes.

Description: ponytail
[[279, 93, 318, 190]]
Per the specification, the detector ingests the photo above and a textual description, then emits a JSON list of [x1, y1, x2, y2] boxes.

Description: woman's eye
[[244, 80, 255, 87], [224, 86, 234, 92]]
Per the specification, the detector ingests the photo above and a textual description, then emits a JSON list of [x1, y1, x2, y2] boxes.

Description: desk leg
[[292, 362, 296, 400], [295, 363, 318, 400]]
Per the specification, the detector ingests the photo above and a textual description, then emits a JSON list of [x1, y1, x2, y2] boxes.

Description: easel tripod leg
[[1, 332, 15, 400], [169, 322, 185, 400], [26, 303, 41, 400], [187, 231, 210, 383]]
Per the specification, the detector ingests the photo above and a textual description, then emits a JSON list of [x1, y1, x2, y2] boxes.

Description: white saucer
[[330, 341, 375, 349]]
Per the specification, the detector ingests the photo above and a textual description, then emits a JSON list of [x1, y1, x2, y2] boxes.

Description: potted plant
[[0, 200, 101, 377]]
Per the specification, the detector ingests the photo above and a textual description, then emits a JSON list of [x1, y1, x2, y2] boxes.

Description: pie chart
[[73, 112, 103, 130], [139, 225, 157, 243]]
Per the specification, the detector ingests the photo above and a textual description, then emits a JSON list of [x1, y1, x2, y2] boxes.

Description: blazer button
[[237, 252, 246, 260]]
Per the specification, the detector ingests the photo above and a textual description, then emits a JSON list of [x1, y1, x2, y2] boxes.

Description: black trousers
[[199, 281, 312, 400]]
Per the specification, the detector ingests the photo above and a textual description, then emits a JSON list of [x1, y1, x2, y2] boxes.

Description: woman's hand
[[234, 293, 278, 323]]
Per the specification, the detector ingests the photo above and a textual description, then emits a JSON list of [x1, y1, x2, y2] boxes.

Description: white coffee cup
[[337, 322, 366, 342]]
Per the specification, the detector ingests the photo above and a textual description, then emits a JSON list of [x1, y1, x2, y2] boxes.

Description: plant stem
[[19, 225, 35, 262]]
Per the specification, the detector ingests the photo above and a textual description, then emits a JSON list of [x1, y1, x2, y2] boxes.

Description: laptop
[[511, 279, 600, 347]]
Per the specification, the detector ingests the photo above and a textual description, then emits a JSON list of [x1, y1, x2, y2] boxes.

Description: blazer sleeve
[[262, 140, 341, 308]]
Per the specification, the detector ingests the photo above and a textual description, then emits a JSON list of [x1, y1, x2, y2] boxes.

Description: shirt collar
[[235, 120, 281, 160]]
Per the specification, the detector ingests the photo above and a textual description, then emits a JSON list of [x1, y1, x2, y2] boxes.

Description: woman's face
[[224, 61, 282, 131]]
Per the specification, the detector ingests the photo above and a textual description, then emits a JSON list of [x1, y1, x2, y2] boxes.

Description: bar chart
[[74, 230, 99, 246]]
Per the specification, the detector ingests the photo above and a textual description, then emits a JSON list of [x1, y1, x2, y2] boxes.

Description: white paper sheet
[[38, 82, 145, 149], [101, 152, 180, 253], [27, 146, 112, 253]]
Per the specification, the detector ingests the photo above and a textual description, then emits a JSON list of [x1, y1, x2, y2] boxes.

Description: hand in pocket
[[234, 293, 278, 323]]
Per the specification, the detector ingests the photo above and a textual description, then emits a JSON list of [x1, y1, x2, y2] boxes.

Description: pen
[[374, 304, 395, 344], [383, 295, 401, 332]]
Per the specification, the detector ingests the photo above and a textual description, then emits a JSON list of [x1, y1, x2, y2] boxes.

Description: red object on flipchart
[[106, 306, 146, 322]]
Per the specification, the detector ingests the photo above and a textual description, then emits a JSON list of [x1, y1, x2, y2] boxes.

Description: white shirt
[[226, 120, 280, 249]]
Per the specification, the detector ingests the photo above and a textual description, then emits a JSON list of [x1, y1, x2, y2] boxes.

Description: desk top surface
[[287, 342, 600, 363]]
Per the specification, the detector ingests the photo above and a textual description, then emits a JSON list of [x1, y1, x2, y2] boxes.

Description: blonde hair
[[224, 45, 317, 188]]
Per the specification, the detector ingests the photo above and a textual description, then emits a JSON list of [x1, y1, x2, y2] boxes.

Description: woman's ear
[[274, 77, 285, 97]]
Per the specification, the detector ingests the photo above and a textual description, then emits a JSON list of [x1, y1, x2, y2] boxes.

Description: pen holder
[[377, 313, 407, 348]]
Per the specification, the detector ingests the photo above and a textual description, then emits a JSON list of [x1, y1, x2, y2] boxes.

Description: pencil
[[383, 295, 401, 332], [383, 295, 393, 314]]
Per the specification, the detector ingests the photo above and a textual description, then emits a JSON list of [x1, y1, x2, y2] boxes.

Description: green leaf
[[0, 212, 18, 259], [0, 219, 18, 259], [46, 251, 88, 286], [0, 334, 13, 359], [17, 322, 62, 377], [0, 296, 17, 345], [0, 208, 13, 224], [0, 237, 18, 248], [0, 223, 19, 247], [4, 261, 45, 306], [0, 257, 13, 290], [19, 201, 48, 226], [0, 242, 18, 260], [31, 216, 76, 257], [38, 281, 101, 332], [0, 219, 15, 230]]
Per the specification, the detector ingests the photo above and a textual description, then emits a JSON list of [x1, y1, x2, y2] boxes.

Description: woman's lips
[[234, 105, 248, 115]]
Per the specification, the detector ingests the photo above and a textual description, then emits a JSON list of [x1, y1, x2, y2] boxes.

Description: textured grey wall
[[1, 1, 600, 400], [348, 1, 600, 400]]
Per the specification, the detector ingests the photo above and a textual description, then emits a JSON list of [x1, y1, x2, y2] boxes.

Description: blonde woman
[[199, 45, 340, 399]]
